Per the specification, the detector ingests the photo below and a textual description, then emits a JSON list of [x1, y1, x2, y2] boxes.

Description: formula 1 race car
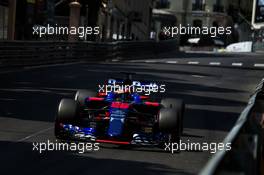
[[54, 73, 185, 148]]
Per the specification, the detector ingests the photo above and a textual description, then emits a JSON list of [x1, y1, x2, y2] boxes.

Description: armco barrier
[[200, 79, 264, 175], [0, 40, 178, 67]]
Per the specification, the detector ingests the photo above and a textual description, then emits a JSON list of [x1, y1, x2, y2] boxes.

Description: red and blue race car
[[54, 74, 185, 148]]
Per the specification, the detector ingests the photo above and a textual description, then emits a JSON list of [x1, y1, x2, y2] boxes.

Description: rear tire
[[75, 90, 97, 106]]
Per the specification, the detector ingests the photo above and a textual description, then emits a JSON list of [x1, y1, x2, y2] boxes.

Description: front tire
[[55, 98, 78, 138], [158, 108, 181, 144], [161, 98, 185, 134]]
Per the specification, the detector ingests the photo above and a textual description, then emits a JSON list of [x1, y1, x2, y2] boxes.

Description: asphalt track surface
[[0, 57, 263, 175]]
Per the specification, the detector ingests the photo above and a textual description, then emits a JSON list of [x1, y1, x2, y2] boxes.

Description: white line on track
[[254, 63, 264, 67], [191, 75, 205, 78], [23, 62, 81, 70], [209, 62, 221, 66], [231, 63, 243, 66], [188, 61, 199, 64], [165, 61, 178, 64], [145, 60, 157, 63], [17, 127, 53, 142]]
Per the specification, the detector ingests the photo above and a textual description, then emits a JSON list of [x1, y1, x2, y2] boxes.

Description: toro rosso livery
[[55, 74, 185, 147]]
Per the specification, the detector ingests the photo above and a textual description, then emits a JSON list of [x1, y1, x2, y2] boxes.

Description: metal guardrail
[[200, 79, 264, 175], [0, 40, 178, 67]]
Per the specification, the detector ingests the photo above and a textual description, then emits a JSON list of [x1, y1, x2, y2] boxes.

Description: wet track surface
[[0, 60, 263, 175]]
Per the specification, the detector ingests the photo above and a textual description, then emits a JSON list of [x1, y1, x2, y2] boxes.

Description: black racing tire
[[55, 98, 78, 138], [161, 98, 185, 134], [161, 98, 182, 108], [158, 108, 179, 132], [158, 108, 181, 144], [74, 89, 97, 106]]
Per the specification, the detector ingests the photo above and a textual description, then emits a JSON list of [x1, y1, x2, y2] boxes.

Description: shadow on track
[[0, 141, 193, 175]]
